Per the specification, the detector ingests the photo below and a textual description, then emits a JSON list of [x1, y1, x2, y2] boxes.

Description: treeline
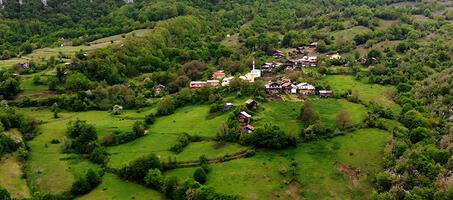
[[118, 153, 240, 200]]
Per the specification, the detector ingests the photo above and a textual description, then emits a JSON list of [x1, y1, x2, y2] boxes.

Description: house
[[273, 50, 285, 59], [356, 57, 367, 65], [297, 56, 317, 67], [308, 42, 318, 49], [237, 111, 252, 124], [329, 53, 342, 60], [18, 62, 30, 69], [207, 80, 220, 87], [189, 81, 207, 90], [265, 82, 282, 94], [155, 84, 166, 94], [244, 73, 255, 82], [222, 76, 234, 86], [261, 62, 274, 72], [212, 70, 226, 79], [308, 56, 317, 67], [282, 82, 297, 94], [240, 124, 255, 134], [224, 103, 233, 111], [65, 62, 76, 69], [245, 99, 258, 110], [319, 90, 333, 98], [296, 83, 316, 95]]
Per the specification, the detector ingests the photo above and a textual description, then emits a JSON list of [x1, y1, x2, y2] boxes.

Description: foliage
[[336, 110, 351, 129], [145, 168, 164, 190], [119, 154, 162, 183], [193, 168, 207, 184], [66, 119, 98, 154], [241, 123, 295, 149]]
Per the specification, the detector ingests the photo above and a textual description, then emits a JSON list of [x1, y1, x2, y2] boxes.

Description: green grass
[[332, 26, 371, 41], [19, 108, 136, 193], [313, 98, 367, 129], [291, 128, 389, 199], [149, 105, 229, 138], [0, 153, 31, 199], [255, 99, 366, 132], [322, 75, 401, 114], [166, 128, 388, 199], [77, 173, 163, 200], [107, 136, 248, 169], [0, 29, 152, 70], [19, 78, 48, 95]]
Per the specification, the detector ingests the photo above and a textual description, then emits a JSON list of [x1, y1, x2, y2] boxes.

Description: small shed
[[319, 90, 333, 98], [245, 99, 258, 110], [237, 111, 251, 124], [223, 103, 233, 111], [240, 124, 255, 134]]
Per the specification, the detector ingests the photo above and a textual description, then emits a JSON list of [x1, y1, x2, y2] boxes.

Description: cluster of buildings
[[264, 78, 332, 97], [237, 99, 259, 134]]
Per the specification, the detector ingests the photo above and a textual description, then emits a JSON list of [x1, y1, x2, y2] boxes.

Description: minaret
[[252, 58, 255, 70]]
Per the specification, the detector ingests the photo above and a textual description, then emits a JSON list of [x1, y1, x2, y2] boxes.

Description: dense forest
[[0, 0, 453, 199]]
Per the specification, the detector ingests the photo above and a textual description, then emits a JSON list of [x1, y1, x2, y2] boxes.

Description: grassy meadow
[[77, 173, 163, 200], [165, 128, 389, 199], [322, 75, 401, 113], [0, 153, 31, 199], [0, 29, 153, 70], [149, 105, 230, 137]]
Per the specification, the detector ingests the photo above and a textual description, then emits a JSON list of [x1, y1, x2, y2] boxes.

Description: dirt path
[[289, 94, 304, 102], [15, 90, 59, 100], [334, 162, 360, 187]]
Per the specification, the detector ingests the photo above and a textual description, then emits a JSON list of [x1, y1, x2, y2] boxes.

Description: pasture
[[77, 173, 163, 200], [0, 153, 31, 199], [0, 29, 153, 70], [148, 105, 229, 138], [322, 75, 401, 113], [165, 128, 389, 199]]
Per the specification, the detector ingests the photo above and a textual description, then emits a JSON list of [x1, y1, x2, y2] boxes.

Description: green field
[[20, 108, 135, 193], [0, 29, 153, 69], [149, 105, 230, 137], [322, 75, 401, 114], [255, 99, 366, 133], [0, 153, 31, 199], [77, 173, 163, 200], [166, 128, 389, 199], [332, 26, 371, 41]]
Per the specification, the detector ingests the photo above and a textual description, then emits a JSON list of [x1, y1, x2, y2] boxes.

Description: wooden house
[[240, 124, 255, 134], [237, 111, 251, 124], [223, 103, 233, 111], [296, 83, 316, 95], [212, 71, 226, 79], [319, 90, 333, 98], [265, 82, 282, 94], [245, 99, 258, 110], [189, 81, 207, 90], [155, 84, 166, 94]]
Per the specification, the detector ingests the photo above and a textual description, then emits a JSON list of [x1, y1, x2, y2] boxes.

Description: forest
[[0, 0, 453, 200]]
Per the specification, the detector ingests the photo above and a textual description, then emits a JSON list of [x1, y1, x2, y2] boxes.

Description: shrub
[[193, 168, 207, 184], [145, 168, 164, 190], [245, 149, 256, 157], [50, 139, 60, 144], [119, 154, 162, 183], [145, 113, 156, 124]]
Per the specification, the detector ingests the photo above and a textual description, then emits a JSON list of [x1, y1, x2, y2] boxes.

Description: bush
[[145, 113, 156, 124], [245, 149, 256, 157], [193, 168, 207, 184], [169, 133, 190, 153], [89, 147, 108, 165], [50, 139, 60, 144], [0, 186, 11, 200], [145, 168, 164, 190], [119, 154, 162, 183]]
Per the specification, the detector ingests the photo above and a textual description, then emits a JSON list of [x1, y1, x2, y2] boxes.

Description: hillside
[[0, 0, 453, 200]]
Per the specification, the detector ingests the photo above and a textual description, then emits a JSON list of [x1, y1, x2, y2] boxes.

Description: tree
[[66, 119, 98, 153], [132, 121, 147, 137], [157, 96, 175, 116], [375, 172, 392, 192], [183, 60, 205, 80], [145, 113, 156, 124], [145, 168, 164, 190], [350, 88, 360, 103], [65, 72, 92, 92], [85, 169, 101, 188], [193, 168, 207, 184], [0, 186, 11, 200], [336, 110, 351, 129]]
